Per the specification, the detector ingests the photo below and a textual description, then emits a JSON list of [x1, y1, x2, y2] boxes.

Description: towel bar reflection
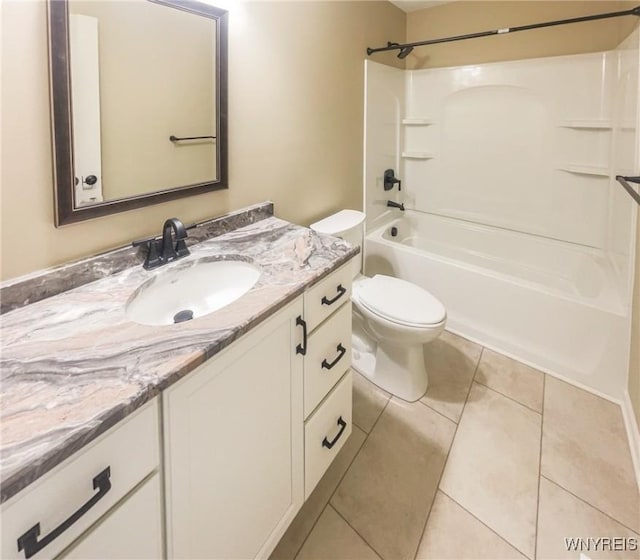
[[615, 175, 640, 205], [169, 135, 216, 142]]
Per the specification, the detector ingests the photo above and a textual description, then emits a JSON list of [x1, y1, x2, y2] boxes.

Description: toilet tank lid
[[310, 210, 365, 236]]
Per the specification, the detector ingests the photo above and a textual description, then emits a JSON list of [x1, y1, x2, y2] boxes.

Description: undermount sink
[[126, 258, 261, 326]]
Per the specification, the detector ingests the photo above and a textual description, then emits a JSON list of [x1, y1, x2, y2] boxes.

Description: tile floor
[[270, 331, 640, 560]]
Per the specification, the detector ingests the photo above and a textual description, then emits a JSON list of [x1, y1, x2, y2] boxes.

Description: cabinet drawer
[[304, 371, 352, 499], [58, 473, 163, 560], [304, 263, 352, 332], [304, 302, 352, 417], [1, 399, 160, 560]]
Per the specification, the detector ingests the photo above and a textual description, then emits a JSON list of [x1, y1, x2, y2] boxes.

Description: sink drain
[[173, 309, 194, 323]]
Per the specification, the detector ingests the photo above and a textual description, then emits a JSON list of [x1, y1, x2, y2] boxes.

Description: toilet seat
[[354, 275, 446, 328]]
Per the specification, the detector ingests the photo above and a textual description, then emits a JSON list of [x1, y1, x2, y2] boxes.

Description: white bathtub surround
[[365, 213, 630, 399], [363, 32, 639, 403]]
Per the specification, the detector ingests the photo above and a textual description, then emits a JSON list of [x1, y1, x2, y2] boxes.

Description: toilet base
[[352, 326, 429, 402]]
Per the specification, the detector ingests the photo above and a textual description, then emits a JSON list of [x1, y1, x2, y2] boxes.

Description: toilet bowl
[[352, 274, 446, 401], [310, 209, 447, 402]]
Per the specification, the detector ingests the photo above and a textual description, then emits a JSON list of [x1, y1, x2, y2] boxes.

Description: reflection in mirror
[[69, 1, 218, 205], [49, 0, 228, 225]]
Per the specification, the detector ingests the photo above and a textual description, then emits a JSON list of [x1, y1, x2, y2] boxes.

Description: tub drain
[[173, 309, 194, 323]]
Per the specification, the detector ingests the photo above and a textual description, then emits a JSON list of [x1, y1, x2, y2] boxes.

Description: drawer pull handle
[[322, 416, 347, 450], [321, 284, 346, 306], [17, 466, 111, 559], [296, 316, 307, 356], [321, 344, 347, 370]]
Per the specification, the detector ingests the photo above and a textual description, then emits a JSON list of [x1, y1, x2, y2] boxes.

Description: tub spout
[[387, 200, 405, 211]]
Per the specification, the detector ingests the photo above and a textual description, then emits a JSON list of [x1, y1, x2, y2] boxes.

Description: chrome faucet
[[387, 200, 405, 211], [132, 217, 190, 270]]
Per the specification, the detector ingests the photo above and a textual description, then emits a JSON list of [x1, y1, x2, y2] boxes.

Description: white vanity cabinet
[[2, 260, 356, 560], [163, 262, 355, 559], [163, 298, 305, 560], [1, 400, 162, 560]]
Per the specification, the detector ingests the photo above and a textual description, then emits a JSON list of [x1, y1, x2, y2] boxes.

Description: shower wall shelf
[[559, 164, 610, 176], [402, 118, 435, 125], [557, 120, 612, 129], [401, 152, 435, 159]]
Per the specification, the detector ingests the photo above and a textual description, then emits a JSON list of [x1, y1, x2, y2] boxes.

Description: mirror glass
[[49, 0, 228, 225]]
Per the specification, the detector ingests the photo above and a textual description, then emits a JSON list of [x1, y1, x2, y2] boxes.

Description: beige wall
[[406, 1, 639, 69], [70, 0, 217, 199], [631, 220, 640, 430], [0, 0, 405, 280]]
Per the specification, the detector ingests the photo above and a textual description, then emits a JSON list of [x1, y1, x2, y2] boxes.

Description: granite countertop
[[0, 213, 357, 504]]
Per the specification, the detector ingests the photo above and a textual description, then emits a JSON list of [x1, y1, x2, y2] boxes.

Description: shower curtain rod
[[616, 176, 640, 206], [367, 6, 640, 58]]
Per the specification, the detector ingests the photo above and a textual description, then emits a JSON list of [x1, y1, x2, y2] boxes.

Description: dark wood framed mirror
[[48, 0, 228, 226]]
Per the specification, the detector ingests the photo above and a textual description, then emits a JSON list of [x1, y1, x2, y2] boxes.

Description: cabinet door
[[57, 474, 163, 560], [163, 298, 304, 560]]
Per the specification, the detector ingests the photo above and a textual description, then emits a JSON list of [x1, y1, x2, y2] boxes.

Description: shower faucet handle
[[384, 169, 402, 191]]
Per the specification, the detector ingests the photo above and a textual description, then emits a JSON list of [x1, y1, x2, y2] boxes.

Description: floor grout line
[[288, 405, 377, 560], [356, 396, 391, 441], [429, 346, 538, 560], [321, 398, 392, 559], [471, 347, 484, 384], [292, 502, 332, 560], [473, 378, 543, 416], [351, 420, 369, 433], [330, 504, 383, 559], [410, 347, 484, 560], [533, 373, 546, 560], [457, 347, 538, 560], [438, 488, 531, 560], [351, 393, 390, 434], [416, 397, 459, 426], [539, 474, 640, 536]]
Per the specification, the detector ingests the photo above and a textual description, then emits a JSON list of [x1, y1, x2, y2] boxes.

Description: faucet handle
[[132, 236, 163, 270], [384, 169, 402, 191], [144, 239, 163, 270]]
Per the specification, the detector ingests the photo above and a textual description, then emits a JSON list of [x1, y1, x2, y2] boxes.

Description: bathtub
[[364, 211, 630, 398]]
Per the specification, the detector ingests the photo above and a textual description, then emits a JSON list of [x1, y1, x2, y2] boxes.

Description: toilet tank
[[309, 210, 365, 279]]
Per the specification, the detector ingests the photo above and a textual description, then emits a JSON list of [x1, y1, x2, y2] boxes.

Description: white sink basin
[[126, 259, 261, 326]]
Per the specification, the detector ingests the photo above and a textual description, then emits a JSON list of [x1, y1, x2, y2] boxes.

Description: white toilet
[[310, 210, 446, 402]]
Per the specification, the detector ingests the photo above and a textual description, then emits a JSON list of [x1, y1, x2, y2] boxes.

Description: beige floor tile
[[270, 427, 367, 560], [537, 477, 640, 560], [475, 348, 544, 412], [420, 330, 483, 422], [416, 491, 528, 560], [331, 397, 456, 560], [440, 383, 541, 559], [352, 371, 390, 433], [541, 376, 640, 533], [295, 506, 381, 560]]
